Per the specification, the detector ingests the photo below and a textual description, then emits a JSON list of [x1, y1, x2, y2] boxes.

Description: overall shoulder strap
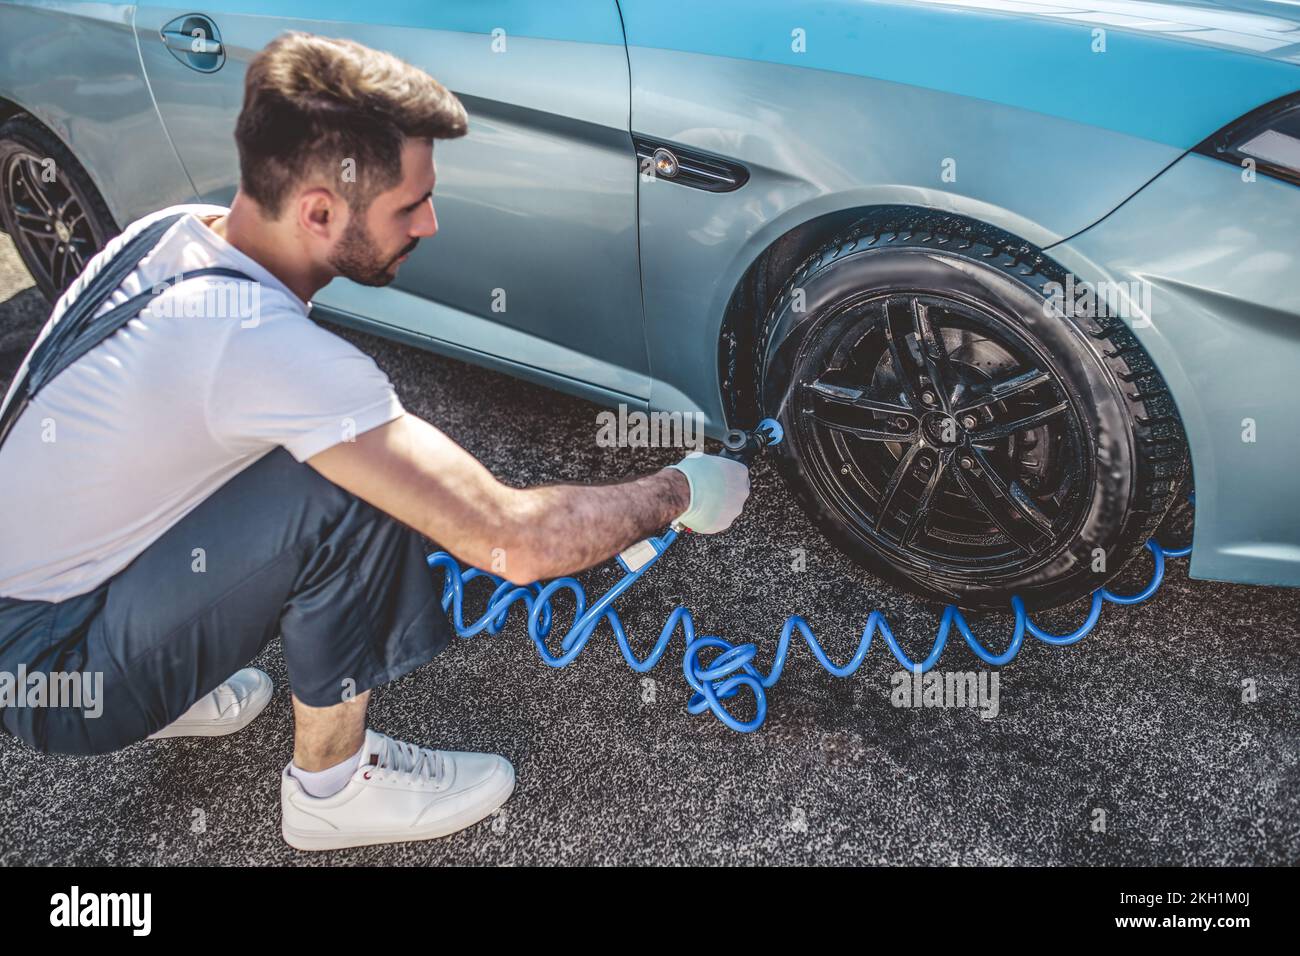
[[26, 266, 256, 396], [23, 213, 188, 383], [0, 210, 254, 449]]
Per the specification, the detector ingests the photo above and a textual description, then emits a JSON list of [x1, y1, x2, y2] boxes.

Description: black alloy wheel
[[758, 218, 1188, 610]]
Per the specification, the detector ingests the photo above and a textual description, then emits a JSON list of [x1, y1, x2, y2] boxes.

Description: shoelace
[[372, 734, 446, 787]]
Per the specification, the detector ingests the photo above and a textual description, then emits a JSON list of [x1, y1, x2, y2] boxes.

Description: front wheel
[[757, 220, 1187, 610]]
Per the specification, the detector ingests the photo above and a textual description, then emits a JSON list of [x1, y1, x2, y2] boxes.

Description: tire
[[756, 216, 1188, 610], [0, 113, 116, 302]]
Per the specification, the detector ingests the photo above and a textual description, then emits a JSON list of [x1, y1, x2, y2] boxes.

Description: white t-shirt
[[0, 204, 404, 601]]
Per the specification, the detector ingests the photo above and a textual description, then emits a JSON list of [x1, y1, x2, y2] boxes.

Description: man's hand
[[307, 413, 694, 586], [666, 451, 751, 533]]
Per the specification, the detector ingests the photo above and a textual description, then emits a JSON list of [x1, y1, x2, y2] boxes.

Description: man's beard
[[329, 213, 418, 287]]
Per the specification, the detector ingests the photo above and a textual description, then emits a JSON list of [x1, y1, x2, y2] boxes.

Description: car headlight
[[1195, 92, 1300, 188]]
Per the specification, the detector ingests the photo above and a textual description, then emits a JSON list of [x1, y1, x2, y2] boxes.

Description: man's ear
[[296, 186, 342, 242]]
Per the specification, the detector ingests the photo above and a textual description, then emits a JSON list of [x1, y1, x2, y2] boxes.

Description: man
[[0, 33, 749, 851]]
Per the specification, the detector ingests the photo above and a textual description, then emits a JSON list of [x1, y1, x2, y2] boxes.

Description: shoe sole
[[281, 764, 516, 852], [147, 675, 274, 739]]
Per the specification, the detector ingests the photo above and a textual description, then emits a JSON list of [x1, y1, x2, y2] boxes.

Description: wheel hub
[[921, 410, 963, 446]]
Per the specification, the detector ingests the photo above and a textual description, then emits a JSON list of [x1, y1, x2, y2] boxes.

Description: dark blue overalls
[[0, 214, 450, 754]]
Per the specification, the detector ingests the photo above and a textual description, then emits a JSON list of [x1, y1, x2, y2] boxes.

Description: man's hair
[[234, 32, 467, 217]]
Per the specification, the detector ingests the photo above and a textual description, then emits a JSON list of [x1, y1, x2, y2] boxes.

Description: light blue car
[[0, 0, 1297, 609]]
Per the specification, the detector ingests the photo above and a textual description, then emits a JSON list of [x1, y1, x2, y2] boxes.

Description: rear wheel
[[0, 114, 116, 301], [757, 218, 1187, 610]]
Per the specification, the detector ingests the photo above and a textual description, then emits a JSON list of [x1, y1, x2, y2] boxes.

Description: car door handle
[[161, 30, 223, 56], [159, 14, 226, 72]]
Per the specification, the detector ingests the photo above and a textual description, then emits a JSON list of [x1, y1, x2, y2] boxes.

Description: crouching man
[[0, 32, 749, 851]]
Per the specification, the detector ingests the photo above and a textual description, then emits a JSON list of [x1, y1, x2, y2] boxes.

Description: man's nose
[[414, 200, 438, 239]]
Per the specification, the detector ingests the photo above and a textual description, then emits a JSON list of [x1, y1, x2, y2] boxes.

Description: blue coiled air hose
[[426, 419, 1191, 733]]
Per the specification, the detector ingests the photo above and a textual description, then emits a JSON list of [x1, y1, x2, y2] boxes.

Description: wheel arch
[[0, 97, 122, 234], [0, 95, 23, 126]]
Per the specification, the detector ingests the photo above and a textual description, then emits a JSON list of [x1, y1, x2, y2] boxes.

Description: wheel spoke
[[20, 158, 56, 218], [63, 206, 87, 232], [65, 239, 87, 273], [969, 401, 1069, 443], [955, 449, 1053, 551], [803, 378, 919, 441], [804, 379, 911, 416], [13, 203, 47, 227], [55, 193, 79, 221], [955, 368, 1051, 415], [874, 443, 924, 533], [882, 295, 959, 411], [898, 448, 949, 545], [812, 416, 912, 443], [17, 221, 54, 244], [912, 298, 958, 410], [42, 231, 60, 277], [882, 297, 927, 409], [55, 242, 78, 288]]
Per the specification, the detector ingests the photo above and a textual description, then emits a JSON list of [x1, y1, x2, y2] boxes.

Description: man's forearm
[[506, 467, 690, 583], [309, 415, 694, 586]]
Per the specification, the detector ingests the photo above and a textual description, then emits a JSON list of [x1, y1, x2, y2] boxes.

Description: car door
[[132, 1, 649, 401]]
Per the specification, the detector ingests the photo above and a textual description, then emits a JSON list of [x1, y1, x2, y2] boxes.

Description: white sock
[[290, 741, 365, 798]]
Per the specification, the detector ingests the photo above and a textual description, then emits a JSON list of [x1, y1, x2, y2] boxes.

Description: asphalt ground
[[0, 234, 1296, 866]]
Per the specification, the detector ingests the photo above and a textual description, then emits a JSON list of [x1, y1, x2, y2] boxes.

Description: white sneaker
[[280, 729, 515, 851], [147, 668, 273, 740]]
